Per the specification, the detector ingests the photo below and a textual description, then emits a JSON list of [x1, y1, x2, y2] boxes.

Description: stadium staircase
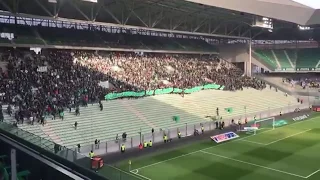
[[283, 50, 295, 68], [270, 50, 282, 68], [4, 89, 301, 149], [273, 50, 293, 68]]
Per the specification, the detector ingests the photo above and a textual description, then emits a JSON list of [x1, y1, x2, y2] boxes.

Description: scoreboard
[[210, 132, 239, 143], [253, 17, 273, 29]]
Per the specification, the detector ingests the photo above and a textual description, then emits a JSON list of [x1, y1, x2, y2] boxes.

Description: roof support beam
[[193, 18, 208, 32], [34, 0, 53, 17], [151, 9, 165, 28], [130, 9, 148, 27], [227, 24, 242, 36], [92, 3, 102, 21], [122, 0, 148, 27], [0, 0, 13, 13], [211, 24, 222, 34], [241, 29, 250, 37], [172, 17, 186, 30], [252, 29, 264, 39], [68, 0, 90, 21], [102, 5, 121, 24]]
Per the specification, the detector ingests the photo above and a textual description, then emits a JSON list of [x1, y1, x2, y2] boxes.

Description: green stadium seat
[[296, 48, 320, 69], [0, 155, 7, 161], [254, 49, 278, 69], [254, 48, 320, 70], [273, 50, 293, 68], [17, 170, 31, 178]]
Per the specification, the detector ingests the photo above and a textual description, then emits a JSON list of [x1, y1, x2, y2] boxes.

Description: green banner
[[145, 90, 154, 96], [203, 84, 220, 90], [184, 86, 203, 94], [105, 84, 223, 100], [154, 88, 174, 95], [172, 88, 183, 93]]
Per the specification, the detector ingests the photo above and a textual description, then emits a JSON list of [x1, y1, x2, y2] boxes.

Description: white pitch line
[[106, 165, 148, 180], [131, 116, 317, 172], [132, 172, 152, 180], [265, 129, 312, 145], [239, 139, 267, 145], [132, 128, 275, 171], [305, 169, 320, 178], [200, 150, 306, 179]]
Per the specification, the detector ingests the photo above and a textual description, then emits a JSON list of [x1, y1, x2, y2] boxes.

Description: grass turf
[[99, 115, 320, 180]]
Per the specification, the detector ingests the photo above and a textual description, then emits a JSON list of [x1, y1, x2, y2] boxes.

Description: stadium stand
[[253, 49, 279, 69], [7, 87, 299, 149], [0, 47, 303, 151], [296, 48, 320, 69], [254, 48, 320, 70], [273, 50, 293, 68]]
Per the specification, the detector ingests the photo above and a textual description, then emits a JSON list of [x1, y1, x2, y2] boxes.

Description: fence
[[0, 122, 54, 152], [105, 83, 224, 100], [76, 103, 309, 156]]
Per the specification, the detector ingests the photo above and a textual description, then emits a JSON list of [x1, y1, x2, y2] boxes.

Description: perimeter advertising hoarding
[[273, 68, 320, 72], [292, 114, 310, 121], [312, 105, 320, 112], [210, 132, 239, 143]]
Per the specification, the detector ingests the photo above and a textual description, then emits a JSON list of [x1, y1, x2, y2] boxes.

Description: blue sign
[[210, 132, 239, 143]]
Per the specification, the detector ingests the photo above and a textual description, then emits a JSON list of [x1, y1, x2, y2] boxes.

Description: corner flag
[[225, 107, 233, 113]]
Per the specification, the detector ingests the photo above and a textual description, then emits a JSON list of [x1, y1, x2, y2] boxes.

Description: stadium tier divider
[[105, 83, 225, 100]]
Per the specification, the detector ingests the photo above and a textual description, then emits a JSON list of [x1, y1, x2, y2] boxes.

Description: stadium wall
[[218, 44, 271, 72]]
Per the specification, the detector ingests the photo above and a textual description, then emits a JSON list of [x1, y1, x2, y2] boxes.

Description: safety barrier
[[105, 83, 225, 100]]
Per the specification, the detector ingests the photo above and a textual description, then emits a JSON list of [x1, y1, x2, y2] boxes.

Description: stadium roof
[[292, 0, 320, 9], [0, 0, 318, 40], [187, 0, 320, 26]]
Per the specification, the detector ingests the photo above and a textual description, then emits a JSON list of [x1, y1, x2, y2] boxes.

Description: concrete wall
[[218, 44, 271, 72]]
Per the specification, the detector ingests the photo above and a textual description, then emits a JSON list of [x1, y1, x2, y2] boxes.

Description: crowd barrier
[[105, 83, 225, 100]]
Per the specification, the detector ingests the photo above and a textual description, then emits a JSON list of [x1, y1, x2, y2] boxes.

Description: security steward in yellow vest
[[148, 140, 152, 147], [143, 141, 148, 148], [201, 126, 204, 134], [163, 134, 168, 143], [121, 144, 126, 153], [178, 131, 181, 139], [89, 150, 94, 158]]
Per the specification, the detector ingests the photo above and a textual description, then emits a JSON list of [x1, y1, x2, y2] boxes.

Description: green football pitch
[[100, 115, 320, 180]]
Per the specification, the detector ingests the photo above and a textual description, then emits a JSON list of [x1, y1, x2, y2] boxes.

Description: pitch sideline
[[130, 116, 317, 172]]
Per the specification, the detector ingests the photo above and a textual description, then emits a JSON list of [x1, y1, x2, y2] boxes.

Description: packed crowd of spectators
[[283, 77, 320, 89], [76, 52, 265, 91], [0, 48, 265, 124]]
